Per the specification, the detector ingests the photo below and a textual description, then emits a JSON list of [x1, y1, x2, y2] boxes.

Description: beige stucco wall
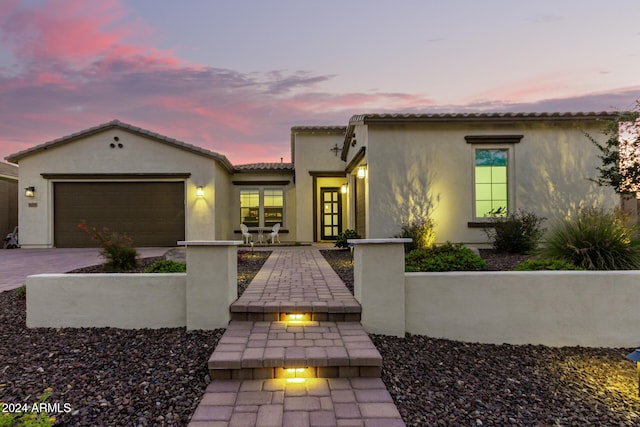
[[15, 128, 227, 247], [26, 274, 186, 328], [405, 271, 640, 347], [361, 121, 617, 244], [293, 130, 347, 242]]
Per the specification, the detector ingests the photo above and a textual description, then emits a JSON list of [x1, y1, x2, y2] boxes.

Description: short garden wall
[[405, 271, 640, 347], [27, 274, 186, 329], [351, 239, 640, 347]]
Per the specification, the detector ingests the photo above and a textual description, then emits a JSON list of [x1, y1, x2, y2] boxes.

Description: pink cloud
[[1, 1, 638, 167]]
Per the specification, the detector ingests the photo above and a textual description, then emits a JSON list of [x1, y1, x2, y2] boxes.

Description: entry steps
[[208, 320, 382, 380]]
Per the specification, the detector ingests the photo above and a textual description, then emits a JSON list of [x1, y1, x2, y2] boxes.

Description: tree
[[587, 102, 640, 196]]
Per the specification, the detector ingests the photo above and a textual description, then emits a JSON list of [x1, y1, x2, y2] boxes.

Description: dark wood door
[[320, 187, 342, 240]]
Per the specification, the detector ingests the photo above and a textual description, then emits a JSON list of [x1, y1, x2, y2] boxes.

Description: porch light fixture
[[196, 186, 205, 198], [357, 165, 367, 179], [340, 183, 347, 194], [24, 186, 35, 197], [626, 349, 640, 396]]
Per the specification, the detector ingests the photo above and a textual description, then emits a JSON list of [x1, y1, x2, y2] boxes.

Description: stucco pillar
[[179, 240, 242, 330], [349, 238, 411, 337]]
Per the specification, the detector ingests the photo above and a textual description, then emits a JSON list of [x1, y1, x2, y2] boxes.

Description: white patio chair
[[240, 224, 252, 245], [269, 223, 281, 245]]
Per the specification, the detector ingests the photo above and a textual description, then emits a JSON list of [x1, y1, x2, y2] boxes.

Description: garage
[[54, 181, 185, 247]]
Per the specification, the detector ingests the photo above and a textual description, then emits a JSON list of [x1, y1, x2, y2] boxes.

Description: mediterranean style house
[[4, 112, 619, 248]]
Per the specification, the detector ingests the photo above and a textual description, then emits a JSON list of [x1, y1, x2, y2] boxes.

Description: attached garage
[[53, 181, 185, 247]]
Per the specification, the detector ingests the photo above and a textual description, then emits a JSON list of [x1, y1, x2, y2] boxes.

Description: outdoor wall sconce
[[357, 165, 367, 179], [196, 186, 205, 198], [341, 183, 348, 194], [24, 186, 35, 197], [626, 349, 640, 396]]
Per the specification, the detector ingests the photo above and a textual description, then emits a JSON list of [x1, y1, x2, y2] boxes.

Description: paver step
[[188, 377, 405, 427], [230, 304, 361, 322], [209, 321, 382, 380]]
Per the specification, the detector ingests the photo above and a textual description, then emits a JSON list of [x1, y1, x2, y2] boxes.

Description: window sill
[[467, 222, 494, 228]]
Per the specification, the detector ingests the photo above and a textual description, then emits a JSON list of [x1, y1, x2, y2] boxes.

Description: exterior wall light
[[24, 186, 35, 197], [626, 349, 640, 396], [357, 165, 367, 179], [196, 186, 205, 198], [341, 183, 348, 194]]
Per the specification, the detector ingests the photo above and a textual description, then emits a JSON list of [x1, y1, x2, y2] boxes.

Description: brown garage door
[[54, 182, 185, 247]]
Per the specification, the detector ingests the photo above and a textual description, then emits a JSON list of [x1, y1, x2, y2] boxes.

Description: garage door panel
[[54, 182, 185, 247]]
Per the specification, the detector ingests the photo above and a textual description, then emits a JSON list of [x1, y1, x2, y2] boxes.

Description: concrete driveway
[[0, 247, 169, 292]]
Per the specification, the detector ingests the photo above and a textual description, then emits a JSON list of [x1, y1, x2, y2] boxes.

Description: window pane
[[476, 201, 493, 217], [492, 166, 507, 183], [475, 183, 492, 201], [475, 168, 492, 183], [474, 149, 508, 218], [492, 183, 507, 200], [240, 190, 259, 227], [264, 189, 283, 207]]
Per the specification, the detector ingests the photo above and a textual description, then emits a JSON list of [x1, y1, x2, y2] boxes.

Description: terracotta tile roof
[[0, 161, 18, 179], [348, 111, 620, 124], [234, 162, 294, 172], [5, 119, 234, 172]]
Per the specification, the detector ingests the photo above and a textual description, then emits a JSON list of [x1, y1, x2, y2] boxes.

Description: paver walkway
[[189, 248, 406, 427]]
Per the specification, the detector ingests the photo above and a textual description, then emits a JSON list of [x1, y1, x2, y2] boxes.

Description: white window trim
[[471, 146, 515, 220], [240, 187, 285, 228]]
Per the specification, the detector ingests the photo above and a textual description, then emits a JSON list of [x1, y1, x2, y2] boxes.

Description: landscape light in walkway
[[284, 313, 311, 323], [626, 349, 640, 396], [24, 186, 35, 197], [196, 186, 205, 198], [284, 367, 309, 382]]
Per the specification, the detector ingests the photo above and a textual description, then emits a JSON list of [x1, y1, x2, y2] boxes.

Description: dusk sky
[[1, 0, 639, 165]]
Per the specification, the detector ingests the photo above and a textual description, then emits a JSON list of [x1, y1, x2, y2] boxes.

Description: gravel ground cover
[[0, 251, 269, 426], [321, 249, 640, 426]]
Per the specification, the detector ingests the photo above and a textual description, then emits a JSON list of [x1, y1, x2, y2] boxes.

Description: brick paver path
[[189, 248, 406, 426]]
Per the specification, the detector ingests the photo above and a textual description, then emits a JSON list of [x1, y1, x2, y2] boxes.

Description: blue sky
[[1, 0, 639, 164]]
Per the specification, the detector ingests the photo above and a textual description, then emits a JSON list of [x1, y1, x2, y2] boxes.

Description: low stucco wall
[[406, 271, 640, 347], [27, 274, 186, 329]]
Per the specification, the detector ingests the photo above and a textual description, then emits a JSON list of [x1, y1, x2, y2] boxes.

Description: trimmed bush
[[539, 207, 640, 270], [484, 208, 546, 254], [144, 260, 186, 273], [335, 229, 361, 248], [514, 259, 584, 271], [78, 221, 139, 271], [395, 218, 436, 252], [405, 242, 486, 272]]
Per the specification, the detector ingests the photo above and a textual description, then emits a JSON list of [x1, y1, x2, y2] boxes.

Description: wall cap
[[347, 238, 412, 244], [178, 240, 243, 246]]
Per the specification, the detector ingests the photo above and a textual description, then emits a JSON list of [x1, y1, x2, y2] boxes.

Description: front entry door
[[321, 188, 342, 240]]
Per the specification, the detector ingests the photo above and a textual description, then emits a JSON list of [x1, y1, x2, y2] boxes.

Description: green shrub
[[514, 259, 584, 271], [539, 207, 640, 270], [395, 218, 436, 252], [14, 284, 26, 299], [335, 229, 361, 248], [0, 389, 56, 426], [144, 260, 186, 273], [78, 221, 139, 271], [484, 208, 546, 254], [405, 242, 486, 272]]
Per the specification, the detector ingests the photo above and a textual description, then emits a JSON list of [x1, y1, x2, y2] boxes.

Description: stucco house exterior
[[0, 161, 18, 239], [5, 112, 619, 248]]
